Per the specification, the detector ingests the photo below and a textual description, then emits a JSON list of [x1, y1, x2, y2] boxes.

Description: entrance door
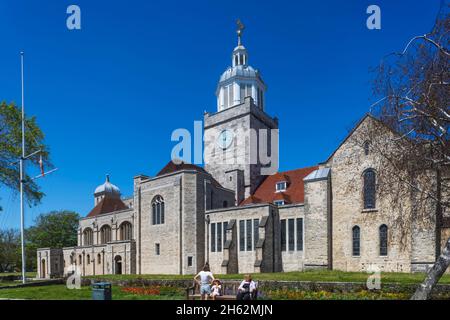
[[41, 259, 46, 278], [114, 256, 122, 275]]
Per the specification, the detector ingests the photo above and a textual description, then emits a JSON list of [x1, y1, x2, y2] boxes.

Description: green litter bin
[[92, 282, 112, 300]]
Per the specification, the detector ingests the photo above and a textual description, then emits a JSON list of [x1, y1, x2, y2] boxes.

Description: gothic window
[[87, 255, 90, 265], [152, 196, 165, 225], [83, 228, 93, 246], [379, 224, 388, 256], [253, 219, 259, 251], [97, 253, 101, 264], [281, 219, 287, 251], [119, 221, 132, 240], [78, 255, 82, 265], [239, 220, 245, 251], [246, 219, 252, 251], [288, 219, 295, 251], [363, 169, 376, 209], [352, 226, 361, 256], [100, 225, 111, 244], [364, 141, 370, 156], [217, 222, 222, 252], [155, 243, 160, 256], [296, 218, 303, 251], [211, 223, 216, 252]]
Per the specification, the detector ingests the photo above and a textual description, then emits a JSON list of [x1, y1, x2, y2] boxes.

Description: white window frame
[[275, 181, 287, 192]]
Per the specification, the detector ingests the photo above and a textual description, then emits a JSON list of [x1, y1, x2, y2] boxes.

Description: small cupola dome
[[94, 174, 121, 205], [216, 20, 267, 112]]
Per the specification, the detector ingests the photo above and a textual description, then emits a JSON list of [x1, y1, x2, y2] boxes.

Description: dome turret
[[216, 20, 266, 112], [94, 174, 121, 205]]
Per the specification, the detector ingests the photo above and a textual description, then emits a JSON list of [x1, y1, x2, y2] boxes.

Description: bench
[[186, 281, 258, 300]]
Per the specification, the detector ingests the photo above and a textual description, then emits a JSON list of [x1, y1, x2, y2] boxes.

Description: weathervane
[[236, 19, 245, 46]]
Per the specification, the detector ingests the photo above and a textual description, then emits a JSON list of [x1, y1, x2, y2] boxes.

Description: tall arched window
[[100, 225, 112, 244], [363, 169, 376, 209], [152, 196, 165, 225], [119, 222, 132, 241], [379, 224, 388, 256], [97, 253, 102, 265], [83, 228, 93, 246], [352, 226, 360, 256]]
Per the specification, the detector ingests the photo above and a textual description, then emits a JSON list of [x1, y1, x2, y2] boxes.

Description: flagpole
[[20, 51, 26, 284]]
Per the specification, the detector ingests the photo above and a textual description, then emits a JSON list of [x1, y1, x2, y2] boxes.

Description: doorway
[[114, 256, 122, 275], [41, 259, 46, 278]]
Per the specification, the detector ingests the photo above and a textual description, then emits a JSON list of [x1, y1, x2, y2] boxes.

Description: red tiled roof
[[157, 161, 208, 177], [240, 166, 319, 206], [86, 197, 129, 217]]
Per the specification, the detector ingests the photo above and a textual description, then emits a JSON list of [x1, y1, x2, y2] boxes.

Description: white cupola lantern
[[216, 20, 267, 112]]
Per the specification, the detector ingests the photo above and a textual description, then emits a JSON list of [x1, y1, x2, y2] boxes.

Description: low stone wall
[[0, 279, 63, 290], [84, 277, 450, 295]]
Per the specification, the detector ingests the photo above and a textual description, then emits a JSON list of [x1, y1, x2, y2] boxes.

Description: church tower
[[204, 21, 279, 205]]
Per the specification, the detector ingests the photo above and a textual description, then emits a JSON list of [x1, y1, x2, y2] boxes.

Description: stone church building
[[37, 27, 449, 279]]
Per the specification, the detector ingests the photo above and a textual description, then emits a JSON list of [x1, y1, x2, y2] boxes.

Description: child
[[210, 279, 222, 300]]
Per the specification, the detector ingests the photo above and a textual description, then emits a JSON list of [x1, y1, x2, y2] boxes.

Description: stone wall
[[327, 116, 436, 272], [278, 205, 305, 271]]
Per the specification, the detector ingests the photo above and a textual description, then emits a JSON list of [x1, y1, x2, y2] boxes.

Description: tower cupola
[[216, 20, 267, 112]]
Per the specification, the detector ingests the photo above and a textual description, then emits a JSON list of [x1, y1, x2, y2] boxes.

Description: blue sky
[[0, 0, 442, 228]]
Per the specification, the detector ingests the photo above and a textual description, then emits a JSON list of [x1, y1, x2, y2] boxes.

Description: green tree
[[25, 211, 80, 270], [0, 101, 53, 209], [0, 229, 21, 272]]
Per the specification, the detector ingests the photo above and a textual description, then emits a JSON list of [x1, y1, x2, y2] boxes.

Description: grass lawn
[[89, 270, 450, 285], [1, 270, 449, 300], [0, 284, 185, 300]]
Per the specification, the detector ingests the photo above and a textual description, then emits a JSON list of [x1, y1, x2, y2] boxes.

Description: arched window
[[119, 222, 132, 241], [352, 226, 360, 256], [78, 255, 82, 265], [83, 228, 93, 246], [87, 254, 90, 265], [152, 196, 165, 225], [100, 225, 112, 244], [379, 224, 388, 256], [97, 253, 101, 264], [363, 169, 376, 209], [363, 141, 370, 156]]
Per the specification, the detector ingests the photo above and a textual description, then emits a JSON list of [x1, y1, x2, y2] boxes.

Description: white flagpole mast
[[20, 51, 26, 284]]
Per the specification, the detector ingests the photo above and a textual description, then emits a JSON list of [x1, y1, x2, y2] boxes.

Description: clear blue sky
[[0, 0, 442, 228]]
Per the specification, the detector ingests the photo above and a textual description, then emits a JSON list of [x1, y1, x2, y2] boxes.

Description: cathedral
[[36, 25, 449, 278]]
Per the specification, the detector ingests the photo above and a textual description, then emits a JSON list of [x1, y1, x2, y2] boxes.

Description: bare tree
[[367, 4, 449, 299]]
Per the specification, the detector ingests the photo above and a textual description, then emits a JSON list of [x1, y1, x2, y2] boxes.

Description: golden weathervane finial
[[236, 19, 245, 45]]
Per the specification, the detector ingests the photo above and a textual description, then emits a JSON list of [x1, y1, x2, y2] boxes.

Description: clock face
[[217, 129, 234, 150]]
